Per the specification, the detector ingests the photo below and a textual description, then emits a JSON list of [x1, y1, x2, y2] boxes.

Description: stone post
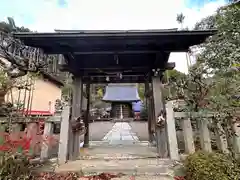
[[58, 106, 70, 164], [40, 121, 53, 160], [166, 101, 179, 160], [181, 118, 195, 154], [198, 118, 212, 152], [10, 123, 22, 141], [26, 122, 39, 155], [215, 122, 229, 153], [233, 120, 240, 155]]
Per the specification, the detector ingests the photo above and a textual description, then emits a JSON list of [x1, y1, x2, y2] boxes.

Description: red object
[[134, 112, 140, 120], [174, 176, 185, 180], [22, 110, 54, 116]]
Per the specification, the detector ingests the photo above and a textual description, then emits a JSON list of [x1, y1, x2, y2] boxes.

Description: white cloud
[[2, 0, 225, 73], [26, 0, 225, 32]]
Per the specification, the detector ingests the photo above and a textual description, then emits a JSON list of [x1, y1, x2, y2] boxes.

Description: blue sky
[[0, 0, 226, 73]]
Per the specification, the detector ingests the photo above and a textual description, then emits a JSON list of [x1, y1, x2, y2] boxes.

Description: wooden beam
[[82, 75, 148, 84]]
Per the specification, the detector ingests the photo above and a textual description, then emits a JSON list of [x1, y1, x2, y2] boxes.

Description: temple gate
[[13, 29, 215, 163]]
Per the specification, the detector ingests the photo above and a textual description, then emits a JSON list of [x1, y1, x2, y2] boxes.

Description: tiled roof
[[102, 84, 140, 102]]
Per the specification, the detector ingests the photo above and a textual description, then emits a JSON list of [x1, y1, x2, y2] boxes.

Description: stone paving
[[102, 122, 140, 145]]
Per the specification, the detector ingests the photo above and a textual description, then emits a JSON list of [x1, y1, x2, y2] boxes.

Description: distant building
[[5, 72, 64, 116], [102, 83, 140, 120]]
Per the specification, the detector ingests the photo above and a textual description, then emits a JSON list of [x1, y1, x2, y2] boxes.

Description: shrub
[[140, 104, 148, 120], [0, 130, 58, 179], [184, 151, 240, 180], [0, 153, 33, 179]]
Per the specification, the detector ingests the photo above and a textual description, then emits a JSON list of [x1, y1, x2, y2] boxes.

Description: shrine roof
[[102, 84, 141, 102], [13, 29, 216, 83], [13, 29, 216, 54]]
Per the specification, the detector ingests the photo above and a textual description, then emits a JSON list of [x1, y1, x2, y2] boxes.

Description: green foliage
[[194, 15, 217, 30], [170, 3, 240, 158], [0, 153, 33, 179], [137, 83, 145, 100], [163, 69, 187, 100], [0, 17, 30, 33], [184, 151, 240, 180], [0, 70, 12, 92], [96, 87, 103, 98], [162, 70, 187, 100], [140, 103, 148, 120]]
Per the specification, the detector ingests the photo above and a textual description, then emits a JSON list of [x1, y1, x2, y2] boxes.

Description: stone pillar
[[198, 119, 212, 152], [152, 76, 168, 158], [181, 118, 195, 154], [233, 120, 240, 155], [10, 123, 21, 141], [40, 121, 53, 160], [70, 76, 83, 160], [26, 122, 39, 156], [165, 101, 179, 160], [215, 122, 228, 153], [58, 106, 70, 164]]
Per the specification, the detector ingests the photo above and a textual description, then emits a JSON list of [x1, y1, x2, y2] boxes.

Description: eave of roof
[[13, 29, 216, 38], [12, 29, 217, 56]]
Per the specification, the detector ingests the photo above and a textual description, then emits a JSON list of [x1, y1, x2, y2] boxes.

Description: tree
[[0, 18, 49, 78], [194, 15, 217, 30], [0, 17, 30, 33], [171, 2, 240, 156], [176, 13, 185, 29], [162, 69, 187, 100]]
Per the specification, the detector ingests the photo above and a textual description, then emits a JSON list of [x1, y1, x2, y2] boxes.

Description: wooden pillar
[[145, 82, 153, 143], [69, 76, 83, 160], [40, 121, 53, 160], [152, 76, 168, 158], [150, 95, 156, 143], [84, 82, 90, 147]]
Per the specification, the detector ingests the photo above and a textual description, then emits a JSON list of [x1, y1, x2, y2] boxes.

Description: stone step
[[55, 158, 176, 177]]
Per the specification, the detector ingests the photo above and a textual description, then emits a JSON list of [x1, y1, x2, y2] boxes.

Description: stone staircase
[[55, 144, 177, 179]]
